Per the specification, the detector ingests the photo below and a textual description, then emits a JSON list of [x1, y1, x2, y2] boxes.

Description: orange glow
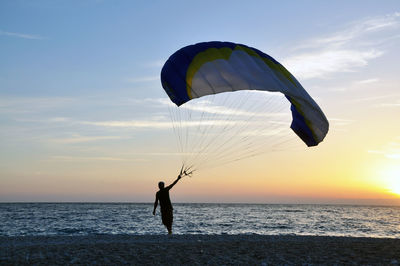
[[380, 165, 400, 196]]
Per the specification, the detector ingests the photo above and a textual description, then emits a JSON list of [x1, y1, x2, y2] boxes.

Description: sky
[[1, 0, 399, 204]]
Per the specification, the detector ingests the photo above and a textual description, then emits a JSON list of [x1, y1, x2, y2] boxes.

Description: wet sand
[[1, 234, 399, 265]]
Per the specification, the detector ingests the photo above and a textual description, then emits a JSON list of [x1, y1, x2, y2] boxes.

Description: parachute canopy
[[161, 41, 329, 147]]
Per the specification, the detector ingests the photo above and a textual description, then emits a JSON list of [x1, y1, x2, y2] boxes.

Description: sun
[[390, 179, 400, 195], [390, 181, 400, 195], [381, 165, 400, 196]]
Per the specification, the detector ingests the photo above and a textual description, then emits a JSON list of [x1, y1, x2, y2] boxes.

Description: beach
[[1, 235, 399, 265]]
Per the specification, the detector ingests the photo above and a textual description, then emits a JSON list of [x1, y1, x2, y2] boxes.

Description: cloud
[[50, 135, 122, 144], [326, 78, 380, 92], [123, 59, 164, 84], [15, 117, 73, 124], [131, 152, 195, 156], [362, 13, 400, 32], [131, 97, 174, 107], [291, 13, 400, 51], [368, 138, 400, 160], [47, 117, 71, 122], [76, 90, 291, 133], [179, 100, 287, 118], [329, 118, 354, 127], [386, 153, 400, 159], [239, 128, 289, 137], [144, 60, 165, 68], [368, 150, 400, 160], [48, 155, 145, 162], [284, 49, 382, 79], [282, 12, 400, 80], [373, 99, 400, 108], [80, 119, 237, 129], [0, 97, 76, 114], [0, 30, 44, 40], [155, 92, 288, 118], [354, 78, 379, 85], [346, 94, 399, 103]]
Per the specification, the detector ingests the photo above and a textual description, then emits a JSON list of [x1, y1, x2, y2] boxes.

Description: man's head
[[158, 181, 165, 189]]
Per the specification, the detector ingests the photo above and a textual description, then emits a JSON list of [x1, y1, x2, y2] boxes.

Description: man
[[153, 169, 187, 234]]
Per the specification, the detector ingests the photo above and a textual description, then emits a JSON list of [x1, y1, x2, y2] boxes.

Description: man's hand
[[183, 169, 193, 177], [179, 164, 194, 178]]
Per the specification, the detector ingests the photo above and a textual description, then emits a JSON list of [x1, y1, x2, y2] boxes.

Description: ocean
[[1, 203, 399, 238]]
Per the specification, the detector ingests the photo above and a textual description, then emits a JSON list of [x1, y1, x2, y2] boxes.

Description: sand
[[1, 234, 399, 265]]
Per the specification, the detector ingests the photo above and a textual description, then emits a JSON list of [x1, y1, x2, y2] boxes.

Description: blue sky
[[2, 0, 399, 97], [1, 0, 400, 202]]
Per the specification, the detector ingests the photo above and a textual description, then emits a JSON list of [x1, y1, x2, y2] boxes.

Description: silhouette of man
[[152, 172, 183, 234]]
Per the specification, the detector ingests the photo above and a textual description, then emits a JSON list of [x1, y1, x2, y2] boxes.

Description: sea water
[[0, 203, 399, 238]]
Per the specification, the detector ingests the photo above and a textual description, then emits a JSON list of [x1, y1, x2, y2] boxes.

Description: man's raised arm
[[166, 174, 182, 190]]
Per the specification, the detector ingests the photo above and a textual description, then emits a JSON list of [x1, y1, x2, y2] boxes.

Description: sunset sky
[[1, 0, 399, 204]]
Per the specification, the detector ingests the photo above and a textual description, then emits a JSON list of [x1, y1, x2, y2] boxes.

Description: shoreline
[[1, 235, 399, 265], [1, 202, 400, 207]]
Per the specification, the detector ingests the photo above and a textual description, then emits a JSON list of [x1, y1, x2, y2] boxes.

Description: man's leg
[[162, 209, 173, 234], [165, 209, 173, 234]]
